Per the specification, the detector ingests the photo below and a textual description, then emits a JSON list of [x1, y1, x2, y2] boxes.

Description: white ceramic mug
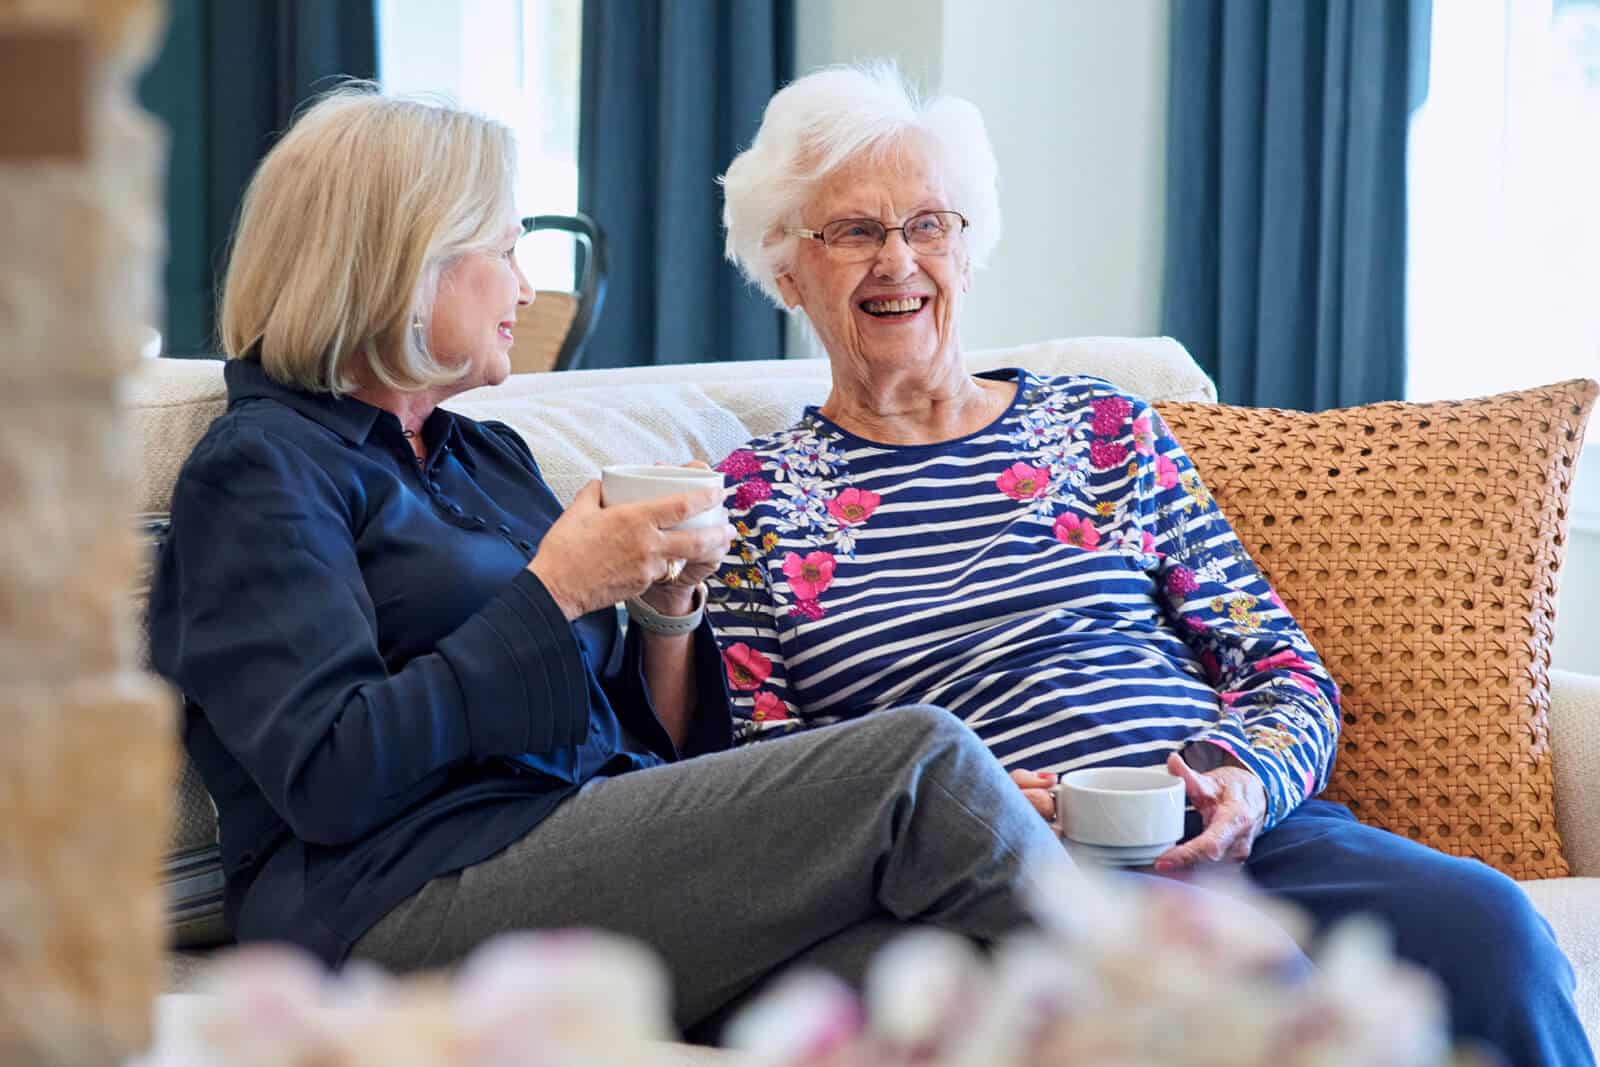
[[599, 465, 726, 530], [1052, 767, 1186, 849]]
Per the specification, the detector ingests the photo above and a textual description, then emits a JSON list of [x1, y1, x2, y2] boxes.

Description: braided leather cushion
[[1157, 379, 1597, 881]]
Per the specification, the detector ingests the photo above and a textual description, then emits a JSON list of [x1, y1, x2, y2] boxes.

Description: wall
[[789, 0, 1170, 357]]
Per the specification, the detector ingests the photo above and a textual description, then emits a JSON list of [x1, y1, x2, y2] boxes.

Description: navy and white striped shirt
[[707, 368, 1340, 831]]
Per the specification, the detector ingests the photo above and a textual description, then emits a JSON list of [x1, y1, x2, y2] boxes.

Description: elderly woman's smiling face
[[776, 140, 970, 375]]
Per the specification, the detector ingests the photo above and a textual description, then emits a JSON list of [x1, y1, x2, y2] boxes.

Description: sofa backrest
[[127, 336, 1215, 513]]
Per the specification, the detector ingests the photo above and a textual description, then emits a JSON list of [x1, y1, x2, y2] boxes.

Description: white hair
[[720, 62, 1002, 308]]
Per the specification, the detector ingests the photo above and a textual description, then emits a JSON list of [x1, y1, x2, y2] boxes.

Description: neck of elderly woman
[[820, 350, 1007, 446]]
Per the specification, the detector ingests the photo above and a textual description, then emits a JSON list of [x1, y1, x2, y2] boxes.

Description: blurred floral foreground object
[[136, 862, 1492, 1067]]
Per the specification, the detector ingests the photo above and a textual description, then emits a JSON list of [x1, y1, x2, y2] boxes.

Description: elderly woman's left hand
[[1153, 752, 1267, 871]]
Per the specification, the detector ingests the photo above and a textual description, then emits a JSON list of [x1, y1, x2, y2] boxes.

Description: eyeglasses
[[788, 210, 969, 262]]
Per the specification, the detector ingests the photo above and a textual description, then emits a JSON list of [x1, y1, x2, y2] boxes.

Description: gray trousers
[[350, 706, 1064, 1029]]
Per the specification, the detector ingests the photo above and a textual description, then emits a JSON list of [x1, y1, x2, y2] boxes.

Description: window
[[1407, 0, 1600, 436], [1408, 1, 1600, 675], [378, 0, 582, 289]]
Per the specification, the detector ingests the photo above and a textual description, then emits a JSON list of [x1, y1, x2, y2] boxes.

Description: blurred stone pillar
[[0, 1, 175, 1064]]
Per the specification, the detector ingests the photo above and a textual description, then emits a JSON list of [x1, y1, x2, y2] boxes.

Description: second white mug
[[1052, 766, 1185, 850]]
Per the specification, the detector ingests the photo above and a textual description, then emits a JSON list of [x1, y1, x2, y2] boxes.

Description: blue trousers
[[1241, 799, 1592, 1066]]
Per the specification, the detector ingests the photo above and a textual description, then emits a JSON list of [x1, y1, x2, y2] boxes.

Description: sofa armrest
[[1551, 668, 1600, 877]]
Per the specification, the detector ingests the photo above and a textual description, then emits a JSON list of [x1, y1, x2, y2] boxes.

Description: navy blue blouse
[[147, 358, 731, 964]]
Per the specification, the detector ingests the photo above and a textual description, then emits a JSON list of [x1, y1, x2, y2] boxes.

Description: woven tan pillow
[[1156, 379, 1597, 881]]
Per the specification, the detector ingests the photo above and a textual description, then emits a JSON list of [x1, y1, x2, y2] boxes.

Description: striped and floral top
[[706, 368, 1341, 831]]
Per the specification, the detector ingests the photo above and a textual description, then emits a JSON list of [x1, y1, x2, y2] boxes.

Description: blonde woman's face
[[774, 145, 970, 379], [429, 222, 532, 390]]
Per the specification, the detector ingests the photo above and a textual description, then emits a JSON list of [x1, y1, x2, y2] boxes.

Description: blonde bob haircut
[[220, 85, 517, 394], [721, 62, 1001, 309]]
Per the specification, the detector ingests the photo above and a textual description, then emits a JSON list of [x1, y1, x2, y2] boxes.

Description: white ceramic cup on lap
[[1052, 767, 1186, 867], [599, 464, 726, 529]]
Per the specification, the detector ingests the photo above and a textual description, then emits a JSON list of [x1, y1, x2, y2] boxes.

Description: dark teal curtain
[[578, 0, 791, 367], [139, 1, 377, 356], [1161, 0, 1431, 409]]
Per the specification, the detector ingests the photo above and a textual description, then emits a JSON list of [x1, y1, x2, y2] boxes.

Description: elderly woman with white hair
[[145, 86, 1074, 1033], [709, 65, 1589, 1066]]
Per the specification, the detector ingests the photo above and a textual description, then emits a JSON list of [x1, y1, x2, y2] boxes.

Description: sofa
[[127, 336, 1600, 1050]]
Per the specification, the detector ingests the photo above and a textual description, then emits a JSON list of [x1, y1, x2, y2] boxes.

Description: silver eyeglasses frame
[[786, 210, 970, 260]]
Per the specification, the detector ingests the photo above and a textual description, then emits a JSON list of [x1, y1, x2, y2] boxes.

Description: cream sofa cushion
[[128, 336, 1214, 514]]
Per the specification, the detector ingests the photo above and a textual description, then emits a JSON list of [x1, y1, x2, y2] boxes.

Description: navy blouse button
[[471, 516, 487, 529], [429, 480, 443, 493], [497, 523, 513, 535], [517, 539, 534, 553], [448, 502, 464, 515]]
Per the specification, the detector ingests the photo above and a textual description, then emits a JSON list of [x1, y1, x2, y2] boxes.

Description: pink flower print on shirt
[[1131, 415, 1156, 456], [782, 550, 837, 600], [1165, 565, 1199, 599], [723, 643, 772, 691], [1053, 512, 1101, 549], [996, 462, 1051, 500], [826, 487, 881, 525], [789, 598, 826, 622], [716, 449, 762, 480], [734, 477, 773, 510], [751, 690, 789, 722], [1141, 530, 1157, 554], [1089, 440, 1129, 469], [1156, 454, 1180, 489], [1252, 650, 1315, 675], [1091, 396, 1132, 436]]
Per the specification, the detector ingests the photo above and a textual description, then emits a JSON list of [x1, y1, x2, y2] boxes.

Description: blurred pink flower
[[734, 478, 773, 510], [1091, 395, 1133, 436], [782, 551, 837, 600], [826, 487, 881, 525], [723, 643, 772, 691], [996, 462, 1051, 500], [788, 599, 826, 622], [752, 691, 790, 722], [716, 449, 763, 480], [1053, 513, 1101, 550], [1156, 455, 1180, 489], [1131, 415, 1156, 455], [1165, 566, 1199, 598], [1089, 440, 1129, 469]]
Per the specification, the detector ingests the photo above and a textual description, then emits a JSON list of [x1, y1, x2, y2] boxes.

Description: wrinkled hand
[[1009, 768, 1058, 822], [1153, 752, 1267, 871], [529, 480, 733, 621]]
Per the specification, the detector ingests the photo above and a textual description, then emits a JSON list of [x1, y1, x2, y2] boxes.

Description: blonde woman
[[145, 87, 1067, 1032]]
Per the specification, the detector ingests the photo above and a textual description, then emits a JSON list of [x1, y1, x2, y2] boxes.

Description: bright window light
[[378, 0, 582, 290], [1407, 0, 1600, 438]]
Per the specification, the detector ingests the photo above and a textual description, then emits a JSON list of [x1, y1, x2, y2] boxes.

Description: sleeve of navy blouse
[[1124, 396, 1341, 830], [485, 417, 735, 757], [706, 463, 807, 745], [604, 621, 735, 758], [150, 425, 590, 846]]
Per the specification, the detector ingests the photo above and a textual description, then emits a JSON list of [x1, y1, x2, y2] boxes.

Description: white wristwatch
[[625, 582, 707, 637]]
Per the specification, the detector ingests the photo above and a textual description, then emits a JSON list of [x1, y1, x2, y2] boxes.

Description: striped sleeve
[[706, 455, 807, 745], [1131, 399, 1341, 829]]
